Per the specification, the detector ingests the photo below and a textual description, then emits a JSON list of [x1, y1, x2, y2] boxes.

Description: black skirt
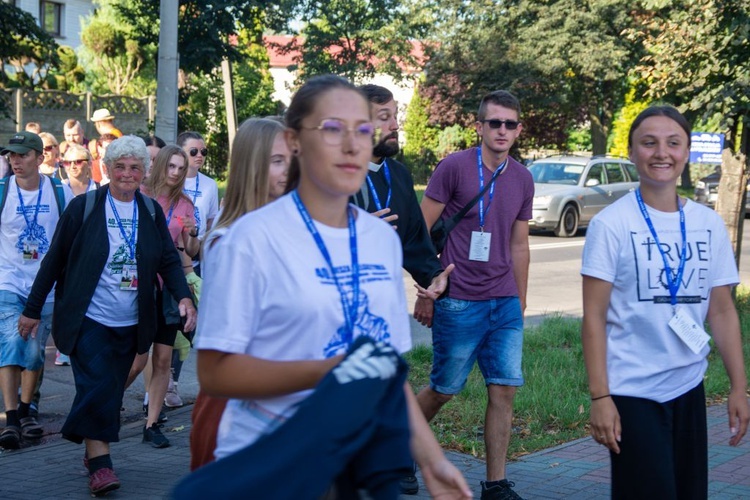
[[62, 316, 138, 444]]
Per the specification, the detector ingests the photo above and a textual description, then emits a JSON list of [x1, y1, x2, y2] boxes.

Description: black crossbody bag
[[429, 173, 500, 254]]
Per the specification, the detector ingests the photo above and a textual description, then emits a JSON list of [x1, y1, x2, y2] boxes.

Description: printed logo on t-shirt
[[317, 263, 393, 357], [15, 205, 52, 258], [631, 229, 711, 304], [106, 217, 137, 277]]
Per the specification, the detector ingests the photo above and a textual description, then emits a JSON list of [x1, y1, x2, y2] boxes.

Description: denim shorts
[[0, 290, 53, 370], [430, 296, 524, 394]]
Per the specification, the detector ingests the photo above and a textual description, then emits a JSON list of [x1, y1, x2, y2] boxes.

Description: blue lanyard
[[166, 203, 175, 228], [365, 160, 392, 211], [16, 176, 44, 230], [107, 191, 139, 260], [476, 147, 507, 229], [635, 189, 686, 307], [292, 190, 360, 345]]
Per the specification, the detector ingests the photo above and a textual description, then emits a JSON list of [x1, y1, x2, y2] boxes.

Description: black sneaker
[[143, 423, 170, 448], [142, 404, 168, 424], [481, 479, 523, 500], [399, 463, 419, 495]]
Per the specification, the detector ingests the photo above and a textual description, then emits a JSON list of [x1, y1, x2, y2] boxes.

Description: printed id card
[[120, 263, 139, 291], [22, 239, 40, 261], [469, 231, 491, 262], [668, 307, 710, 354]]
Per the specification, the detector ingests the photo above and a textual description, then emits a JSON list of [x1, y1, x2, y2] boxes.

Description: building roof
[[262, 34, 428, 73]]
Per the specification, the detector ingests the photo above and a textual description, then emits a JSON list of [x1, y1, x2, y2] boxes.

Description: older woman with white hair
[[18, 135, 197, 496]]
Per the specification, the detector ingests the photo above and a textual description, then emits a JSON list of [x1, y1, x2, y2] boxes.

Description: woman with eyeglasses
[[38, 132, 66, 180], [185, 75, 471, 498], [61, 144, 98, 196]]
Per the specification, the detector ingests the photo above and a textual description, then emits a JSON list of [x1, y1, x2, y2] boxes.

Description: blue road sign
[[690, 132, 724, 164]]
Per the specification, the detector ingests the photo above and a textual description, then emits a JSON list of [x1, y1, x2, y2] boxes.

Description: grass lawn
[[405, 286, 750, 460]]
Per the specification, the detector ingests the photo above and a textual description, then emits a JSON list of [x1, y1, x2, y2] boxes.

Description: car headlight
[[533, 195, 553, 207], [695, 181, 706, 190]]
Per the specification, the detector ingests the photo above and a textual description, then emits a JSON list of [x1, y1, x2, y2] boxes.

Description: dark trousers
[[611, 382, 708, 500]]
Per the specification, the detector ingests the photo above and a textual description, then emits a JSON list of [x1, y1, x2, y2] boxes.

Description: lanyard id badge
[[468, 148, 507, 260], [469, 231, 491, 261], [668, 307, 710, 354], [22, 238, 40, 261], [635, 189, 697, 351], [120, 262, 139, 290]]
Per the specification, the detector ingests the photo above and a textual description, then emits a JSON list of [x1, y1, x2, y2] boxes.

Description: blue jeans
[[0, 290, 53, 370], [430, 296, 524, 394]]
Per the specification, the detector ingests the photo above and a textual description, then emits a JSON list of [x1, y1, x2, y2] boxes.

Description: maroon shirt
[[425, 147, 533, 300]]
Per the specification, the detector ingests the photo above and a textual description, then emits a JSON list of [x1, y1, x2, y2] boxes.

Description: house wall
[[14, 0, 94, 50]]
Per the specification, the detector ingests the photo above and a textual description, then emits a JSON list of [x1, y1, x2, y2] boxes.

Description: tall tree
[[631, 0, 750, 259], [281, 0, 432, 81], [115, 0, 292, 76], [509, 0, 643, 154], [420, 0, 643, 154]]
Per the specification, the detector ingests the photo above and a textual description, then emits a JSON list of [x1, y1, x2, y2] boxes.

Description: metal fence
[[0, 89, 156, 143]]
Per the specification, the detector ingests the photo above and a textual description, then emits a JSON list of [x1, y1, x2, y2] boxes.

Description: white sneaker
[[164, 377, 183, 407], [55, 351, 70, 366]]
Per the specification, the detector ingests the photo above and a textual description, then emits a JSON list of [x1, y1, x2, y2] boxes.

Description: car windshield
[[528, 162, 585, 185]]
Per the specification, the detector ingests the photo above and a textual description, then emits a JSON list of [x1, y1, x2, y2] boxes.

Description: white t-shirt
[[581, 192, 739, 403], [195, 194, 411, 459], [86, 196, 139, 326], [0, 176, 73, 299], [183, 172, 219, 241]]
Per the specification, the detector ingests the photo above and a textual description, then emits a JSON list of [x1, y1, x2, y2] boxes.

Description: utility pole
[[221, 58, 237, 155], [155, 0, 179, 143]]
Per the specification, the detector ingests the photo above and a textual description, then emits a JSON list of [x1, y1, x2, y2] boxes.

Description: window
[[623, 163, 640, 181], [40, 1, 62, 37], [585, 164, 604, 186], [604, 163, 626, 183]]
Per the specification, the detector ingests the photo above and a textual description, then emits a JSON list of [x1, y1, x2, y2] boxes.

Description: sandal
[[20, 416, 44, 440], [0, 425, 21, 449]]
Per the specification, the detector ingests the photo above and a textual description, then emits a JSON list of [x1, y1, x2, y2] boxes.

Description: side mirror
[[585, 178, 600, 187]]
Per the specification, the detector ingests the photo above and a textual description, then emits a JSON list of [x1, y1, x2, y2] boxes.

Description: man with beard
[[353, 85, 452, 495]]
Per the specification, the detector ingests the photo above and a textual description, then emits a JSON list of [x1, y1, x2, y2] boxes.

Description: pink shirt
[[155, 194, 195, 247]]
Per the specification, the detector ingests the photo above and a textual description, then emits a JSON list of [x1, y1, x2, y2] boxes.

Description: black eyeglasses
[[189, 148, 208, 157], [479, 119, 521, 130], [43, 145, 57, 151]]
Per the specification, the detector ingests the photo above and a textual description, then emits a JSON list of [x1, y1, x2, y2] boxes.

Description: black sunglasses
[[480, 119, 520, 130], [189, 148, 208, 157]]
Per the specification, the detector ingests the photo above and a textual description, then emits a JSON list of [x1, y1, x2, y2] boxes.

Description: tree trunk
[[681, 164, 692, 189], [715, 147, 748, 270], [590, 113, 607, 156]]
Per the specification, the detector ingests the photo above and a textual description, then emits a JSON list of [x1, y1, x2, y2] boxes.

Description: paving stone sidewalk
[[1, 401, 749, 499]]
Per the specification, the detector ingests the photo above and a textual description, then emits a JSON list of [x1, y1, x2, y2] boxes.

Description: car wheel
[[554, 204, 579, 237]]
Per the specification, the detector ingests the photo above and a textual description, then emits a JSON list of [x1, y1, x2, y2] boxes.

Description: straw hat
[[91, 108, 115, 122]]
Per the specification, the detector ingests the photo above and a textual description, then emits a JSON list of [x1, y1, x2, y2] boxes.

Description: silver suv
[[528, 155, 639, 237]]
